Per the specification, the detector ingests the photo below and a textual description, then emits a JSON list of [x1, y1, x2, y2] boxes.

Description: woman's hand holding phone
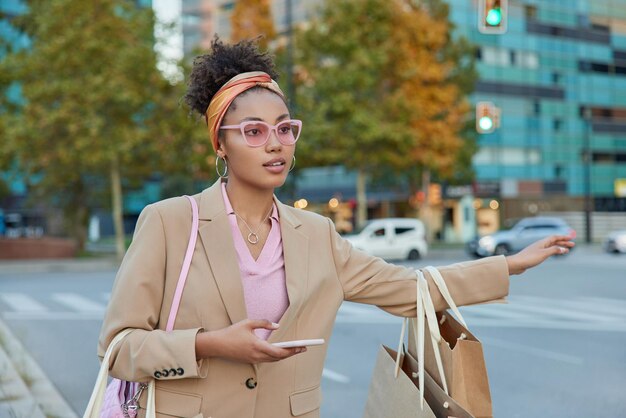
[[195, 319, 307, 363]]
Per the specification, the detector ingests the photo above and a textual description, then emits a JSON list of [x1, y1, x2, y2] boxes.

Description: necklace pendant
[[247, 232, 259, 245]]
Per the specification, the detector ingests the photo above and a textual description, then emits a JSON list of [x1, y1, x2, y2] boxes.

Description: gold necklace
[[235, 206, 273, 244]]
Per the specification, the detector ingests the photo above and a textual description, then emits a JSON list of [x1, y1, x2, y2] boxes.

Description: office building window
[[525, 5, 537, 20], [553, 119, 563, 131], [482, 47, 538, 69]]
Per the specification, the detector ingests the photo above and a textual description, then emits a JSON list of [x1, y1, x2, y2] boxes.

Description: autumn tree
[[295, 0, 415, 226], [294, 0, 477, 226], [230, 0, 276, 49], [389, 0, 478, 190], [0, 0, 211, 259]]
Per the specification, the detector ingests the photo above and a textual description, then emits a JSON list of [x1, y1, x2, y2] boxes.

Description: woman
[[98, 38, 575, 418]]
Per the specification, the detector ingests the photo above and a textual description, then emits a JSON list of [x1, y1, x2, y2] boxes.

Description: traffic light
[[478, 0, 508, 34], [476, 101, 500, 134]]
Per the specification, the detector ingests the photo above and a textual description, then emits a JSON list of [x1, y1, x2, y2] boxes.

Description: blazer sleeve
[[327, 218, 510, 316], [97, 204, 206, 382]]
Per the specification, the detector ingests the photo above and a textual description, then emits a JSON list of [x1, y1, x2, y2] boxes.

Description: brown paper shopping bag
[[363, 345, 437, 418], [409, 266, 493, 418], [403, 349, 474, 418]]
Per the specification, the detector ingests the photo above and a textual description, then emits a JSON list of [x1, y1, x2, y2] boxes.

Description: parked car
[[466, 216, 575, 257], [603, 230, 626, 254], [344, 218, 428, 260]]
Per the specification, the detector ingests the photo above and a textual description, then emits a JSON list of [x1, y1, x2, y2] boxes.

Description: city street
[[0, 246, 624, 417]]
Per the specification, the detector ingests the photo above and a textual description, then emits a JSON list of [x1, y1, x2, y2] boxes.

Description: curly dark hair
[[184, 37, 280, 117]]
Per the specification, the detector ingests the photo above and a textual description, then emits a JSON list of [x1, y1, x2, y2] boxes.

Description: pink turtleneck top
[[221, 182, 289, 340]]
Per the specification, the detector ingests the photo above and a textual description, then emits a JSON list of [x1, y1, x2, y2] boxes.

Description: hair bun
[[184, 36, 279, 116]]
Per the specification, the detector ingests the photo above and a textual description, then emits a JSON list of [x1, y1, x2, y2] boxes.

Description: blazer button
[[177, 367, 184, 376], [154, 371, 162, 378], [161, 369, 170, 377], [245, 377, 257, 389], [169, 368, 178, 376]]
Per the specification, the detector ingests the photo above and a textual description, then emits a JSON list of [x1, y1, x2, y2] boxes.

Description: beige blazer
[[98, 180, 510, 418]]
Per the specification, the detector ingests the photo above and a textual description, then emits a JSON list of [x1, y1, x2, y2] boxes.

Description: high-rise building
[[446, 0, 626, 235], [181, 0, 216, 55], [214, 0, 320, 41]]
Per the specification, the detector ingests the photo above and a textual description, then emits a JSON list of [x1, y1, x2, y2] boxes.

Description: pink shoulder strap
[[165, 195, 199, 332]]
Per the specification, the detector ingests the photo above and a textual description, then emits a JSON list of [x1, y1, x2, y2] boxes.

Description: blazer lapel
[[267, 199, 309, 344], [196, 180, 310, 343], [197, 180, 248, 326]]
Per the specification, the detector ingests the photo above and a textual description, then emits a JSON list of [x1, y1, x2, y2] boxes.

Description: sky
[[153, 0, 183, 81]]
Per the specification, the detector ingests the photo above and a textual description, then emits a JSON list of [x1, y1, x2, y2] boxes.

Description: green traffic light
[[486, 8, 502, 26], [479, 116, 494, 131]]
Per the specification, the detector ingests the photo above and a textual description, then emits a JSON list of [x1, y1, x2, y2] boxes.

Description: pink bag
[[85, 195, 199, 418], [100, 380, 145, 418]]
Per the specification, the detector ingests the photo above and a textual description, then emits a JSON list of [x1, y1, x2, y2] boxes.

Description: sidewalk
[[0, 317, 78, 418], [0, 255, 119, 417]]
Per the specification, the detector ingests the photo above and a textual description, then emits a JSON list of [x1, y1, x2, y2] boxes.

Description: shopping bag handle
[[84, 329, 157, 418], [393, 270, 448, 410], [423, 266, 467, 328]]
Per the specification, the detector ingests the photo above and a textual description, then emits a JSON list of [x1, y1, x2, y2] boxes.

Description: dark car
[[466, 216, 575, 257]]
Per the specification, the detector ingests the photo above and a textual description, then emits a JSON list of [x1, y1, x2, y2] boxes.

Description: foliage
[[293, 0, 477, 185], [0, 0, 211, 250], [230, 0, 276, 49]]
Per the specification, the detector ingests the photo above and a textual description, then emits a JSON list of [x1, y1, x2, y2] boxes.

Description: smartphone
[[272, 339, 325, 348]]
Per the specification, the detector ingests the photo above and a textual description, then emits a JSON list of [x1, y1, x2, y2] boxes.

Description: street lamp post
[[285, 0, 295, 109], [583, 108, 592, 244]]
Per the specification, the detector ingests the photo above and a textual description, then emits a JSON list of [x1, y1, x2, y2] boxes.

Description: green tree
[[294, 0, 477, 226], [230, 0, 276, 49], [0, 0, 211, 258], [295, 0, 415, 226]]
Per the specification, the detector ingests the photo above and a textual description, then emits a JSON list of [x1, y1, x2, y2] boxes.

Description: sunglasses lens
[[277, 121, 300, 144], [242, 123, 270, 146]]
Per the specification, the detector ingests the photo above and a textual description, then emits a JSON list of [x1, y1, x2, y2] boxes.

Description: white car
[[343, 218, 428, 260], [604, 230, 626, 253]]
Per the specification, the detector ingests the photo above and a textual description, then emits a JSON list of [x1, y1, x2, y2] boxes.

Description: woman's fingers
[[257, 342, 306, 362], [246, 319, 280, 331], [544, 234, 576, 255]]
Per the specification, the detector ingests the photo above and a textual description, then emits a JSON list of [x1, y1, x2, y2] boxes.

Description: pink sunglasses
[[220, 119, 302, 147]]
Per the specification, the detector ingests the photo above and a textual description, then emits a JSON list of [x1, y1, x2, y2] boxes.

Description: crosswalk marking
[[322, 368, 351, 384], [0, 293, 47, 312], [459, 304, 536, 321], [3, 311, 104, 320], [465, 300, 614, 323], [51, 293, 106, 312], [481, 336, 584, 365], [1, 292, 626, 332]]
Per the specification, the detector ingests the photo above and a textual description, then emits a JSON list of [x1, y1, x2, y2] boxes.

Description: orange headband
[[206, 71, 285, 152]]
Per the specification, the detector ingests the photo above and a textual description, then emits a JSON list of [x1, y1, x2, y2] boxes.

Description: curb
[[0, 257, 120, 274], [0, 318, 78, 418]]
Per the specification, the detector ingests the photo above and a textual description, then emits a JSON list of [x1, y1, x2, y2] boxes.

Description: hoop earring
[[216, 156, 228, 178], [289, 155, 296, 172]]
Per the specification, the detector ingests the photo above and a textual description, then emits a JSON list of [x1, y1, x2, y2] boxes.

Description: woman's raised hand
[[505, 234, 576, 275], [195, 319, 306, 363]]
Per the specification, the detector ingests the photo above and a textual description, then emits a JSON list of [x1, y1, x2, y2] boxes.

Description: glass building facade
[[448, 0, 626, 215]]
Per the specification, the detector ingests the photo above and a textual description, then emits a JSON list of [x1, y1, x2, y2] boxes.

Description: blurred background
[[0, 0, 624, 259], [0, 1, 625, 417]]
